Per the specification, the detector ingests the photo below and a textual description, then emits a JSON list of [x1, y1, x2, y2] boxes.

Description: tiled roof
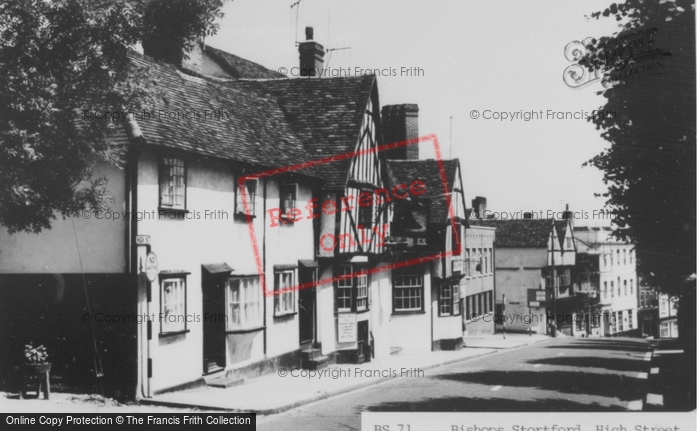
[[227, 76, 376, 190], [386, 159, 459, 224], [470, 218, 557, 247], [126, 53, 316, 175], [204, 45, 284, 80]]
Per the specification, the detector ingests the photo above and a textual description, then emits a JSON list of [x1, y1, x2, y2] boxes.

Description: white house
[[573, 226, 638, 336]]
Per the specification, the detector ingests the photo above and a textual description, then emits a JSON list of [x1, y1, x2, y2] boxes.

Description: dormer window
[[159, 157, 186, 210]]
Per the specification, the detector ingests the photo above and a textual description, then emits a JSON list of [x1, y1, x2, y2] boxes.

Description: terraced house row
[[0, 28, 495, 401]]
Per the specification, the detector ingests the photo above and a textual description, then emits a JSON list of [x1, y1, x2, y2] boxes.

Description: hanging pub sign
[[338, 313, 357, 343]]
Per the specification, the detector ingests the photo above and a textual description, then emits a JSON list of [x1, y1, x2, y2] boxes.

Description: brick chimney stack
[[381, 104, 419, 160], [298, 27, 324, 77], [563, 203, 574, 227], [472, 197, 487, 219]]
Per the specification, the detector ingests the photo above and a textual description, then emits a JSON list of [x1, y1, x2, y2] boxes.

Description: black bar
[[147, 358, 152, 378], [2, 413, 255, 430], [147, 320, 152, 340]]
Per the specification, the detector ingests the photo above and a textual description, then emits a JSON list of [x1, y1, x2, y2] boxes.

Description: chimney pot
[[305, 26, 314, 40]]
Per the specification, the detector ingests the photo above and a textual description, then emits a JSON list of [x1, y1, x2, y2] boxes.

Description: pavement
[[0, 392, 193, 414], [140, 333, 552, 414]]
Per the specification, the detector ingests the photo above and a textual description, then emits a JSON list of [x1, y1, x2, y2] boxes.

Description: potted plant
[[19, 343, 51, 399], [23, 343, 51, 372]]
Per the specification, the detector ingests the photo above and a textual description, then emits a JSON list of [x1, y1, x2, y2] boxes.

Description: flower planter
[[19, 362, 51, 400]]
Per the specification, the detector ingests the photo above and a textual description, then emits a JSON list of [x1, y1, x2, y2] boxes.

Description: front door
[[202, 273, 226, 374], [298, 266, 317, 348], [357, 320, 370, 363]]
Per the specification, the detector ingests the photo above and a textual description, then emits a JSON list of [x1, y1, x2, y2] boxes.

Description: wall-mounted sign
[[136, 235, 151, 245], [338, 313, 357, 343], [145, 252, 159, 282], [527, 289, 551, 308]]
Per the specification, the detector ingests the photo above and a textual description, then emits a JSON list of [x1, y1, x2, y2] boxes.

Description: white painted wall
[[316, 265, 336, 356], [136, 148, 316, 392], [370, 268, 392, 358], [263, 177, 316, 358], [388, 264, 431, 353]]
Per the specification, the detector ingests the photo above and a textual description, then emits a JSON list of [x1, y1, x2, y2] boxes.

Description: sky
[[207, 0, 625, 226]]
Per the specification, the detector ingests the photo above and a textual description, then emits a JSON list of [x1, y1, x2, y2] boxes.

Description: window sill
[[333, 309, 371, 317], [234, 212, 257, 220], [278, 216, 297, 226], [392, 310, 425, 316], [225, 325, 265, 334], [159, 329, 190, 338], [274, 311, 297, 318], [158, 207, 189, 214]]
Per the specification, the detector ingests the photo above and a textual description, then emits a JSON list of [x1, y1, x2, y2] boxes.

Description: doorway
[[202, 269, 227, 374], [298, 263, 317, 350]]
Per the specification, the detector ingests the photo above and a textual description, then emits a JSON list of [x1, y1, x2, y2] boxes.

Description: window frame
[[392, 265, 424, 313], [560, 268, 571, 287], [452, 283, 461, 315], [279, 182, 298, 224], [438, 281, 461, 317], [159, 157, 187, 211], [336, 265, 354, 312], [439, 282, 452, 317], [465, 249, 472, 277], [160, 276, 187, 334], [356, 273, 369, 311], [274, 269, 296, 317], [226, 276, 262, 331], [357, 198, 374, 229], [235, 177, 258, 218]]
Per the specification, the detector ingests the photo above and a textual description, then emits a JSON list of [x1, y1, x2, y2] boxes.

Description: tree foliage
[[142, 0, 225, 64], [581, 0, 696, 297], [0, 0, 227, 234]]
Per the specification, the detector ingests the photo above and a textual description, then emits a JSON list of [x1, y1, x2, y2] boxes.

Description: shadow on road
[[527, 356, 648, 373], [430, 370, 644, 401], [362, 395, 626, 412], [545, 340, 651, 353]]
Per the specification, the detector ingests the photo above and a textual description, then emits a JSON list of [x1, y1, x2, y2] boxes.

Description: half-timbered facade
[[230, 64, 392, 365]]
